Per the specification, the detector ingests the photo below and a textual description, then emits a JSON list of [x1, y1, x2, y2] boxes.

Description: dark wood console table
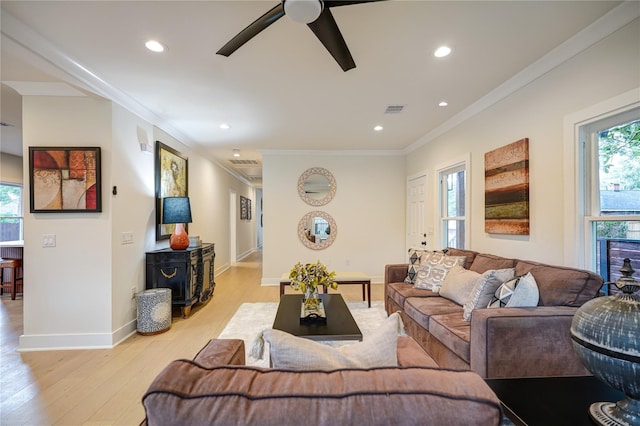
[[145, 243, 215, 318]]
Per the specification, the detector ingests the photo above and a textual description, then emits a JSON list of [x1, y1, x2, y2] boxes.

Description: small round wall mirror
[[297, 167, 336, 206], [297, 211, 337, 250]]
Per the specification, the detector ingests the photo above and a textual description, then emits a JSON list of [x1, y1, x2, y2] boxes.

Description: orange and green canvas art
[[29, 147, 101, 213], [484, 138, 529, 235]]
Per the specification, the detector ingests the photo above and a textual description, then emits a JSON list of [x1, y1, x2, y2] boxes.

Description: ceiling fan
[[217, 0, 384, 72]]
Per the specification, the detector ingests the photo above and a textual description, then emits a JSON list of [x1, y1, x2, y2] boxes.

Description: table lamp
[[162, 196, 192, 250]]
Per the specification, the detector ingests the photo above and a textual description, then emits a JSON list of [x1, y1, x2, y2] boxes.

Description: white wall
[[0, 153, 23, 183], [262, 153, 406, 284], [110, 103, 155, 341], [406, 18, 640, 266], [21, 96, 114, 350], [19, 96, 255, 350]]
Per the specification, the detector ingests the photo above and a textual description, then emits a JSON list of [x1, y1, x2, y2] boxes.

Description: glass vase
[[303, 285, 320, 310]]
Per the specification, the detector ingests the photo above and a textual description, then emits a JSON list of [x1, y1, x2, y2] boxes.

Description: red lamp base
[[169, 223, 190, 250]]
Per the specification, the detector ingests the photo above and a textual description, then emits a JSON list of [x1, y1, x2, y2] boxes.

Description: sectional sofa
[[385, 248, 603, 378], [142, 338, 503, 425]]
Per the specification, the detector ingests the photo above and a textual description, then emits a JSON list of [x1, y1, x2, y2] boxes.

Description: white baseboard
[[18, 319, 137, 351]]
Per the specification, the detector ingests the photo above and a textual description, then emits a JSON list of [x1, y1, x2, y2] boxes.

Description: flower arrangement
[[289, 261, 337, 308]]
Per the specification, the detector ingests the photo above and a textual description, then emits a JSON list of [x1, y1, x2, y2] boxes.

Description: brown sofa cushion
[[387, 282, 438, 310], [446, 248, 479, 269], [142, 362, 502, 426], [470, 253, 517, 274], [396, 335, 439, 367], [404, 296, 462, 330], [515, 260, 602, 306], [429, 312, 471, 363]]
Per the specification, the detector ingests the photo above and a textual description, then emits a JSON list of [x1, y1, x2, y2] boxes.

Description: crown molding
[[1, 11, 193, 146], [260, 149, 404, 157], [404, 1, 640, 154]]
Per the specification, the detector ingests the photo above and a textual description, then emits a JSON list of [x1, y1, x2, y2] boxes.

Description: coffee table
[[273, 294, 362, 342], [485, 375, 624, 425]]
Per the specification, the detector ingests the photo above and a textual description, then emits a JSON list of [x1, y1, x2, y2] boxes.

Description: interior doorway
[[229, 190, 237, 266]]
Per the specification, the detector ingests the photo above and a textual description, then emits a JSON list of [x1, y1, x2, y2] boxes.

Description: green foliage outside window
[[598, 119, 640, 190]]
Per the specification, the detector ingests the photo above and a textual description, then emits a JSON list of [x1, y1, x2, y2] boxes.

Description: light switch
[[42, 234, 56, 247], [121, 232, 134, 245]]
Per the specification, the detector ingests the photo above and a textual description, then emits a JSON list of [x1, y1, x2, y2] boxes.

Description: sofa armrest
[[192, 339, 246, 368], [470, 307, 589, 378], [385, 264, 408, 284]]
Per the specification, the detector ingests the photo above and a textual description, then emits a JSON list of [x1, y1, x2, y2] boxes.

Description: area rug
[[218, 300, 388, 367]]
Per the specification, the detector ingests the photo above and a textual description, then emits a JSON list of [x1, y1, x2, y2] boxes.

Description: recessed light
[[220, 123, 231, 130], [374, 125, 383, 132], [145, 40, 165, 53], [439, 101, 448, 107], [434, 46, 451, 58]]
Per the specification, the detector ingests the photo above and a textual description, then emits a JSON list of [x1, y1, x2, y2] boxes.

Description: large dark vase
[[570, 258, 640, 426]]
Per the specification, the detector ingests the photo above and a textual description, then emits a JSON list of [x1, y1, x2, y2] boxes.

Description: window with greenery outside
[[0, 183, 23, 242]]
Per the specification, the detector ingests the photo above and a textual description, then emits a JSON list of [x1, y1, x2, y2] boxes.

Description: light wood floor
[[0, 251, 384, 425]]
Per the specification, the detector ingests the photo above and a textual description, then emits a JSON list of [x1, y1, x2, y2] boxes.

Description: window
[[0, 183, 23, 242], [582, 108, 640, 282], [439, 162, 467, 249]]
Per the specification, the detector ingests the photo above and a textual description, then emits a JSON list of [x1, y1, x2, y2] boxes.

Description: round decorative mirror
[[297, 211, 337, 250], [297, 167, 336, 206]]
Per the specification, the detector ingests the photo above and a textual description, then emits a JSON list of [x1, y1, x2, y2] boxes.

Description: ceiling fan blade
[[217, 3, 285, 57], [325, 0, 386, 7], [307, 8, 355, 72]]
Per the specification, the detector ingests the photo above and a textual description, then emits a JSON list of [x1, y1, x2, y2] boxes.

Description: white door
[[407, 173, 428, 252]]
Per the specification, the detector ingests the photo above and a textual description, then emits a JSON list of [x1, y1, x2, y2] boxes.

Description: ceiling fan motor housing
[[284, 0, 323, 24]]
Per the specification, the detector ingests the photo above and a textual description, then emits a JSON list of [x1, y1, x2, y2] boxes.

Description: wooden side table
[[280, 271, 371, 308]]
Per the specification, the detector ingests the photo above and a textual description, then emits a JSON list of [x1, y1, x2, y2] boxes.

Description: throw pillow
[[487, 272, 540, 308], [413, 252, 466, 292], [256, 312, 403, 370], [438, 265, 481, 306], [462, 268, 515, 321], [404, 248, 434, 284]]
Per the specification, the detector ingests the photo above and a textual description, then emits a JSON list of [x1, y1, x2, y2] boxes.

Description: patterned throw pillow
[[404, 249, 430, 284], [462, 268, 515, 321], [487, 272, 539, 308], [413, 252, 466, 292]]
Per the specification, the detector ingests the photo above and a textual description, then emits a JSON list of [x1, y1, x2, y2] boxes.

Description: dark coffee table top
[[273, 294, 362, 342], [485, 375, 624, 426]]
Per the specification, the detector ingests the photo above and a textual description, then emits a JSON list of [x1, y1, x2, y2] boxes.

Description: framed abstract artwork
[[29, 146, 102, 213], [484, 138, 530, 235], [155, 141, 188, 240], [240, 195, 248, 220]]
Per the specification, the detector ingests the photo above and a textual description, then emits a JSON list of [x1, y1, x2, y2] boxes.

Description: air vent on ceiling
[[384, 104, 406, 114], [229, 159, 260, 165]]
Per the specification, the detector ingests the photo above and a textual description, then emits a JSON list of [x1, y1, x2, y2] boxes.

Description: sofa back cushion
[[515, 260, 603, 306], [444, 248, 479, 269], [469, 253, 517, 274], [142, 363, 502, 426]]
